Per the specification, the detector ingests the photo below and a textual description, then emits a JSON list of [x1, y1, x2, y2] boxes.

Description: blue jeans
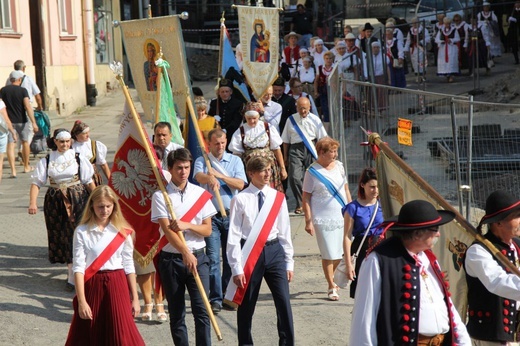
[[205, 214, 231, 306], [298, 34, 312, 49]]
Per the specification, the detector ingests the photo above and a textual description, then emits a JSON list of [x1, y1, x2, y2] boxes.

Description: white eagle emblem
[[111, 149, 158, 206]]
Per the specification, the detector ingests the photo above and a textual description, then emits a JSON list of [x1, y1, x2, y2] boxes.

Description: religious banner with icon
[[119, 16, 190, 122], [236, 6, 279, 100]]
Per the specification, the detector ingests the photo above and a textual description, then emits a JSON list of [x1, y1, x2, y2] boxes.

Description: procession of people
[[4, 0, 520, 344]]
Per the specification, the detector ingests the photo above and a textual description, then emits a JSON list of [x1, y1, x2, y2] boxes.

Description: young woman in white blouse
[[71, 120, 110, 186], [65, 185, 144, 345]]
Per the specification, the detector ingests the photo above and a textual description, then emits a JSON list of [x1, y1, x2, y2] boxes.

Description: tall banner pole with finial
[[154, 47, 163, 124], [218, 12, 225, 80], [186, 92, 228, 218], [110, 62, 223, 341]]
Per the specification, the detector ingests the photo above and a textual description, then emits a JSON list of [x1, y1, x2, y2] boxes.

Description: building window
[[0, 0, 13, 30], [95, 0, 113, 64], [58, 0, 73, 35]]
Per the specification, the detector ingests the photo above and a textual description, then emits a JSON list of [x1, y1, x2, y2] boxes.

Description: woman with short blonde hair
[[302, 137, 352, 300]]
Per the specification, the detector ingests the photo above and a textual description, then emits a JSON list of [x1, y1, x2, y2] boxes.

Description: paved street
[[0, 56, 518, 345]]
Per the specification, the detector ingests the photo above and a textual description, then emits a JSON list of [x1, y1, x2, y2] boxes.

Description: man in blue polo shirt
[[193, 128, 247, 313]]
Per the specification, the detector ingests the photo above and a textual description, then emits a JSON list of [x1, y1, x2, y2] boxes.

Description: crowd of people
[[2, 3, 520, 343]]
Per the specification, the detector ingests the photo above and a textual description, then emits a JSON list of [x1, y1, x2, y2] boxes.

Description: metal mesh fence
[[328, 76, 520, 217]]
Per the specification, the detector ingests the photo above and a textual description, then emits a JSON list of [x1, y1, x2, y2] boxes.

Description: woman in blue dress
[[342, 167, 384, 298]]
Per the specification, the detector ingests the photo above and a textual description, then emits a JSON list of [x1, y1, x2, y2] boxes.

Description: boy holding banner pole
[[109, 62, 223, 342], [225, 156, 295, 345]]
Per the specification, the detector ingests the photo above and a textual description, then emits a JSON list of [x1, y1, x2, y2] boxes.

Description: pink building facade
[[0, 0, 122, 117]]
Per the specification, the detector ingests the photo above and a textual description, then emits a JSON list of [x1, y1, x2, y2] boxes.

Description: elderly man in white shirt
[[257, 86, 283, 133], [281, 97, 327, 214]]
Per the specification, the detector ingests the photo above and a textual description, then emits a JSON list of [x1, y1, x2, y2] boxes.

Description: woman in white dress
[[302, 137, 352, 301], [478, 2, 502, 58], [71, 120, 110, 186], [435, 16, 461, 82], [228, 104, 287, 192], [405, 17, 430, 81]]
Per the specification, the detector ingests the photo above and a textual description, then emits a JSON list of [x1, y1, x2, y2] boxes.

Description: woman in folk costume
[[297, 56, 316, 96], [435, 16, 461, 83], [453, 14, 470, 72], [478, 2, 502, 58], [467, 17, 492, 76], [338, 33, 367, 101], [385, 27, 406, 88], [311, 38, 328, 68], [281, 31, 301, 79], [367, 41, 390, 114], [314, 51, 335, 127], [65, 185, 145, 346], [228, 103, 287, 192], [385, 18, 405, 47], [28, 129, 95, 291], [295, 47, 311, 76], [405, 17, 430, 81], [71, 120, 110, 186]]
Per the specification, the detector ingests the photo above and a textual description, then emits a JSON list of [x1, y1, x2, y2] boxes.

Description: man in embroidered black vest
[[350, 200, 471, 345], [465, 190, 520, 345]]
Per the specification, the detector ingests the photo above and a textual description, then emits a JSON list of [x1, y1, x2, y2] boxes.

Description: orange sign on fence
[[397, 117, 413, 146]]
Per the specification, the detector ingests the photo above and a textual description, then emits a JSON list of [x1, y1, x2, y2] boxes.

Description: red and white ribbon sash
[[84, 227, 133, 283], [224, 190, 285, 306]]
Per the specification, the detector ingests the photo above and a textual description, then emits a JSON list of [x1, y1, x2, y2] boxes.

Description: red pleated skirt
[[65, 269, 145, 346]]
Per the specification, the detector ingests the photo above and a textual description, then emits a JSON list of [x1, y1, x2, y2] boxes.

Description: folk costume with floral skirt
[[32, 150, 94, 264], [229, 121, 284, 192]]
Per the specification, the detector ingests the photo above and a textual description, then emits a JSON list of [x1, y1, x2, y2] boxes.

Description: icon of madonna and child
[[250, 19, 271, 63]]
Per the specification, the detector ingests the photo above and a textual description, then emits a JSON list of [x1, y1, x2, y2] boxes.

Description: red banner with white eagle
[[109, 101, 165, 267]]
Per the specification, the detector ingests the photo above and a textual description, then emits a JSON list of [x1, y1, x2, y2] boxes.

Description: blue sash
[[289, 115, 317, 159], [308, 165, 346, 208]]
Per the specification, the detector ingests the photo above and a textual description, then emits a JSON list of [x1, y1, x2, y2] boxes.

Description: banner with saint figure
[[119, 16, 190, 122], [237, 6, 279, 100]]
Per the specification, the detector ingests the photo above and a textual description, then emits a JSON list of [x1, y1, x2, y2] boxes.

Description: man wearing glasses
[[350, 200, 471, 345]]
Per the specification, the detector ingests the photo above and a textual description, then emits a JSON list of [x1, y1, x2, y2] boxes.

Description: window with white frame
[[0, 0, 13, 30], [58, 0, 73, 35]]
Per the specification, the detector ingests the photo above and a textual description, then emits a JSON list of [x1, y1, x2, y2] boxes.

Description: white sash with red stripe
[[224, 190, 285, 306], [83, 227, 133, 283], [153, 188, 213, 292]]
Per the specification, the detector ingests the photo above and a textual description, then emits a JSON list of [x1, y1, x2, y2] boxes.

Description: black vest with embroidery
[[465, 233, 520, 341], [374, 237, 457, 345]]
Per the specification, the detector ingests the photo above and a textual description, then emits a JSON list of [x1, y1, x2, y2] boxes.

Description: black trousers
[[237, 241, 294, 346], [159, 250, 211, 346]]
